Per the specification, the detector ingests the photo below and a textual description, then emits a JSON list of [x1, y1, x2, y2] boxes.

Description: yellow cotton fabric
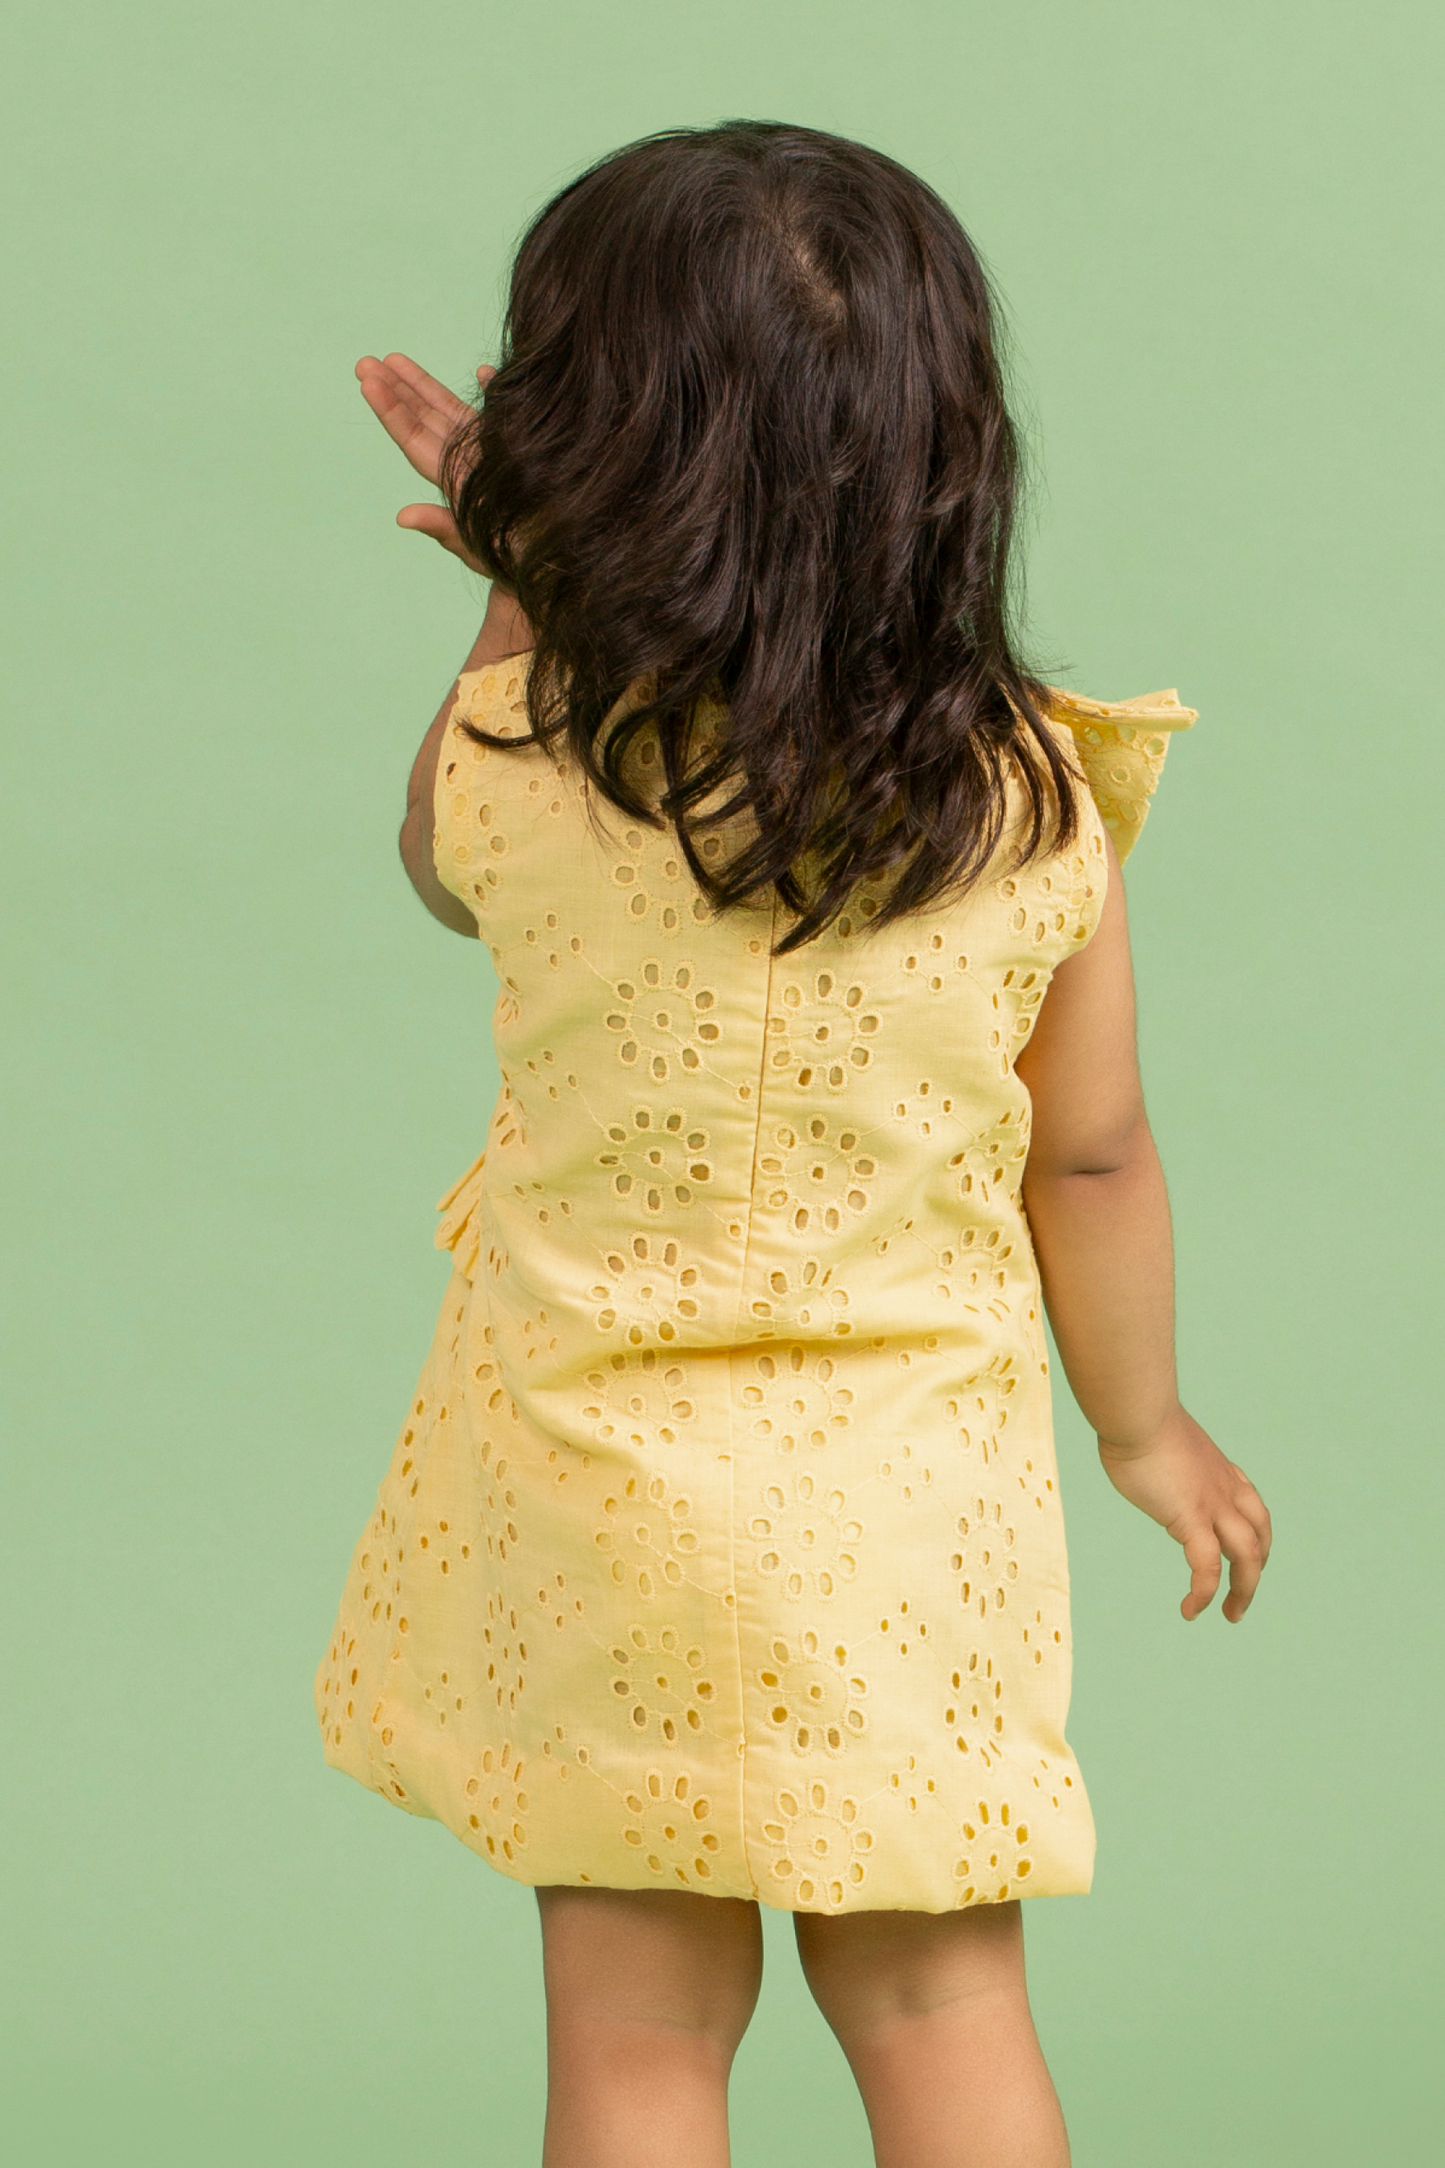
[[314, 662, 1194, 1914]]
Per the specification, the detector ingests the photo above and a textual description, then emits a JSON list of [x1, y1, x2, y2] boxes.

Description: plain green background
[[4, 2, 1441, 2162]]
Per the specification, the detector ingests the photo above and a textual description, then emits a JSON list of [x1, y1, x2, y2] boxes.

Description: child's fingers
[[1179, 1525, 1222, 1620], [355, 354, 476, 485], [379, 351, 473, 429], [356, 362, 447, 480], [1233, 1477, 1273, 1566], [1216, 1507, 1267, 1623]]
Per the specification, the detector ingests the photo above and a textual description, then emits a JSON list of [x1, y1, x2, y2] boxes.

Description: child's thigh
[[535, 1884, 765, 2048], [792, 1898, 1026, 2034]]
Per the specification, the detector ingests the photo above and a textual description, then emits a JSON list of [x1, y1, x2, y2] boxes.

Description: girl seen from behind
[[315, 120, 1273, 2168]]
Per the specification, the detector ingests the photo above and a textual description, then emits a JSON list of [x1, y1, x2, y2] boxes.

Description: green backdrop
[[5, 3, 1441, 2162]]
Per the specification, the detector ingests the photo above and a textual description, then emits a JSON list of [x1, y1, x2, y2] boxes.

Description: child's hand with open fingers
[[355, 351, 494, 572], [1098, 1407, 1273, 1623]]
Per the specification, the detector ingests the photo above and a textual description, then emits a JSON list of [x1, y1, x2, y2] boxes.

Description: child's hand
[[355, 352, 494, 572], [1097, 1407, 1272, 1623]]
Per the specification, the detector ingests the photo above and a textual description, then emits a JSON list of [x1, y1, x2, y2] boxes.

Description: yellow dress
[[314, 661, 1195, 1914]]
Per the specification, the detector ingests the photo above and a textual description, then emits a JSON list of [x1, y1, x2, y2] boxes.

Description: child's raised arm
[[352, 349, 537, 937], [1015, 829, 1273, 1622]]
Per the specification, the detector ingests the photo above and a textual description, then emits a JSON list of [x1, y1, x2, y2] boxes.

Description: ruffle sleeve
[[1042, 686, 1197, 862], [449, 657, 534, 738], [431, 654, 538, 914]]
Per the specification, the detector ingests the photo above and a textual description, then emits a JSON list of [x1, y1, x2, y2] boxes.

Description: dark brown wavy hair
[[441, 120, 1079, 951]]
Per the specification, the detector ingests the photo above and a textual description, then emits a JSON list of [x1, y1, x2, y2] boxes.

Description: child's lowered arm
[[1014, 828, 1273, 1622], [399, 584, 535, 937]]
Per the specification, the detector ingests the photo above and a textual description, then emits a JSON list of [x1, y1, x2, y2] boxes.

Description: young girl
[[315, 121, 1272, 2168]]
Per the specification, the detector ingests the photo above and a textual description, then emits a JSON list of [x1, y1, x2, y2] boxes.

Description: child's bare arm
[[353, 349, 536, 936], [1015, 828, 1273, 1621], [398, 584, 535, 937]]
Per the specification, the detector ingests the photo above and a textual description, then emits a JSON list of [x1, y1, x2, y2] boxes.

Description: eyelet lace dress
[[314, 661, 1195, 1914]]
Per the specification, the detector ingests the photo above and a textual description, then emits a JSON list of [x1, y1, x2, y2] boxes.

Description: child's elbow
[[1025, 1103, 1153, 1183]]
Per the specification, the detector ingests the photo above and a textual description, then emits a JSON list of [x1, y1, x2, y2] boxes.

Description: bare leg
[[535, 1884, 764, 2168], [793, 1898, 1069, 2168]]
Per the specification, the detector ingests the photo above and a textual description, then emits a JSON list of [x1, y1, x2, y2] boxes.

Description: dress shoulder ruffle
[[1042, 686, 1197, 861]]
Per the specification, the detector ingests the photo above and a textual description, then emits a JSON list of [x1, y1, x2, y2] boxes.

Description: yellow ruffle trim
[[1043, 686, 1197, 862], [434, 1148, 488, 1276]]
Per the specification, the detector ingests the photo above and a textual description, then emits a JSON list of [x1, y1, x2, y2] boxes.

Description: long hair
[[441, 120, 1079, 952]]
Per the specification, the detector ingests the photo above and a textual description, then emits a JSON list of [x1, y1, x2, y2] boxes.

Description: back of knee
[[550, 1991, 760, 2073], [794, 1902, 1027, 2041]]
